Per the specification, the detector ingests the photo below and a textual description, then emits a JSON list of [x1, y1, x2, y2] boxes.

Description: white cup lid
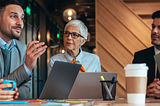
[[124, 63, 148, 70]]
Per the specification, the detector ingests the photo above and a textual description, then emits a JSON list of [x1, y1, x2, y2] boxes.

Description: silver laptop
[[68, 72, 118, 99], [39, 61, 81, 99], [154, 53, 160, 76]]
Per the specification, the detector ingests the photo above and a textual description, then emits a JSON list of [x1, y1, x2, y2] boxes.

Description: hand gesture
[[25, 41, 47, 71]]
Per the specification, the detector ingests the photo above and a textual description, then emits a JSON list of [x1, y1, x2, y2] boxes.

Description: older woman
[[48, 20, 101, 74]]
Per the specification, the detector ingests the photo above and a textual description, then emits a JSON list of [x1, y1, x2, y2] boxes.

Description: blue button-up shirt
[[48, 48, 101, 74], [0, 38, 16, 50], [0, 38, 32, 76]]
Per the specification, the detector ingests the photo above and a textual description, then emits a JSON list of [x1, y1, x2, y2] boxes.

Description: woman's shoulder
[[50, 53, 65, 60], [83, 51, 100, 59]]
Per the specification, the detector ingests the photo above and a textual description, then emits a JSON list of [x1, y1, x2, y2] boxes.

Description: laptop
[[154, 53, 160, 75], [68, 72, 118, 99], [39, 61, 81, 99]]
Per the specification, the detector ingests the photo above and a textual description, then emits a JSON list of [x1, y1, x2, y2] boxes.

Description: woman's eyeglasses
[[63, 31, 84, 39]]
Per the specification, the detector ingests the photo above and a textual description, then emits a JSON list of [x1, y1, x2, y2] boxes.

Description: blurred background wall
[[19, 0, 160, 98]]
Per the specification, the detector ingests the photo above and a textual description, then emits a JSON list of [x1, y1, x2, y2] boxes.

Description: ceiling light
[[63, 8, 77, 22], [68, 17, 72, 20], [68, 10, 72, 16]]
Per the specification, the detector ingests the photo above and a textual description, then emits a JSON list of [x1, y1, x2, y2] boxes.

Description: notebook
[[39, 61, 81, 99], [68, 72, 118, 99]]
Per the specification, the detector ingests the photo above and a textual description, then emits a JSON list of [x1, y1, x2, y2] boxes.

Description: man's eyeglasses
[[63, 31, 84, 39]]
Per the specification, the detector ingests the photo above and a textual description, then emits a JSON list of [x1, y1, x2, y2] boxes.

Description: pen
[[109, 77, 115, 91], [106, 77, 115, 99], [100, 76, 113, 99]]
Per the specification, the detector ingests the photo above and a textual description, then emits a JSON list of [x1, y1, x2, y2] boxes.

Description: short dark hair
[[0, 0, 21, 16], [152, 10, 160, 19], [0, 0, 21, 7]]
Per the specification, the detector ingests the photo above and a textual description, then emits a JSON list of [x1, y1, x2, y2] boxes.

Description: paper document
[[41, 102, 70, 106]]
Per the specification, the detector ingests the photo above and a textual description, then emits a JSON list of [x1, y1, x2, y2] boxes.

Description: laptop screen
[[39, 61, 81, 99], [68, 72, 118, 99]]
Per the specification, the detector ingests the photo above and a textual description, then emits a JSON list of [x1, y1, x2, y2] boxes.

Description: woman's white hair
[[64, 20, 88, 39]]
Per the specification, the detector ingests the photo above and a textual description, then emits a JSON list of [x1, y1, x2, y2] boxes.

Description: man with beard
[[133, 10, 160, 98], [0, 0, 47, 100]]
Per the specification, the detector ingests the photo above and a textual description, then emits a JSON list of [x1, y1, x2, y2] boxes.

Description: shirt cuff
[[24, 64, 32, 77]]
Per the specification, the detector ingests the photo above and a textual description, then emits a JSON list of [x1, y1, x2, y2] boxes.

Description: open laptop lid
[[154, 53, 160, 77], [39, 61, 81, 99], [68, 72, 118, 99]]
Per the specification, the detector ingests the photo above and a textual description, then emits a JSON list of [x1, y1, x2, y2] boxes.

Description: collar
[[64, 48, 83, 63], [154, 46, 160, 55], [0, 37, 16, 50]]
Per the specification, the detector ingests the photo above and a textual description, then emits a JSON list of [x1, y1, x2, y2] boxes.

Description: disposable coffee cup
[[124, 63, 148, 104]]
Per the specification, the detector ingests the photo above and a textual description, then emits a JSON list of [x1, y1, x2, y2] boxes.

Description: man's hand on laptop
[[25, 41, 47, 71]]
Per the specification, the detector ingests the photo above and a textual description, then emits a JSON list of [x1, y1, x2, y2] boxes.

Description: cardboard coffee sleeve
[[126, 77, 147, 93]]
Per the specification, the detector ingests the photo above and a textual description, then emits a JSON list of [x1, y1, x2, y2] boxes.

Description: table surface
[[1, 98, 160, 106], [94, 98, 160, 106]]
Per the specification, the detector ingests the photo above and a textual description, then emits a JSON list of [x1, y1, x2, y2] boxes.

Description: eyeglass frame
[[63, 31, 84, 39]]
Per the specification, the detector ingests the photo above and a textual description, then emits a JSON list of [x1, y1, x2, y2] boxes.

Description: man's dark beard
[[0, 25, 22, 40], [152, 42, 160, 46], [151, 33, 159, 37], [11, 25, 22, 30]]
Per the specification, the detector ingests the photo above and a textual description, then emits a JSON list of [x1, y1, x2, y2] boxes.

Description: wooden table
[[1, 98, 160, 106], [94, 98, 160, 106]]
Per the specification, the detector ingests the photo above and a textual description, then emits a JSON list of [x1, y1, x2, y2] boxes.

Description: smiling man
[[133, 10, 160, 98], [0, 0, 47, 100]]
